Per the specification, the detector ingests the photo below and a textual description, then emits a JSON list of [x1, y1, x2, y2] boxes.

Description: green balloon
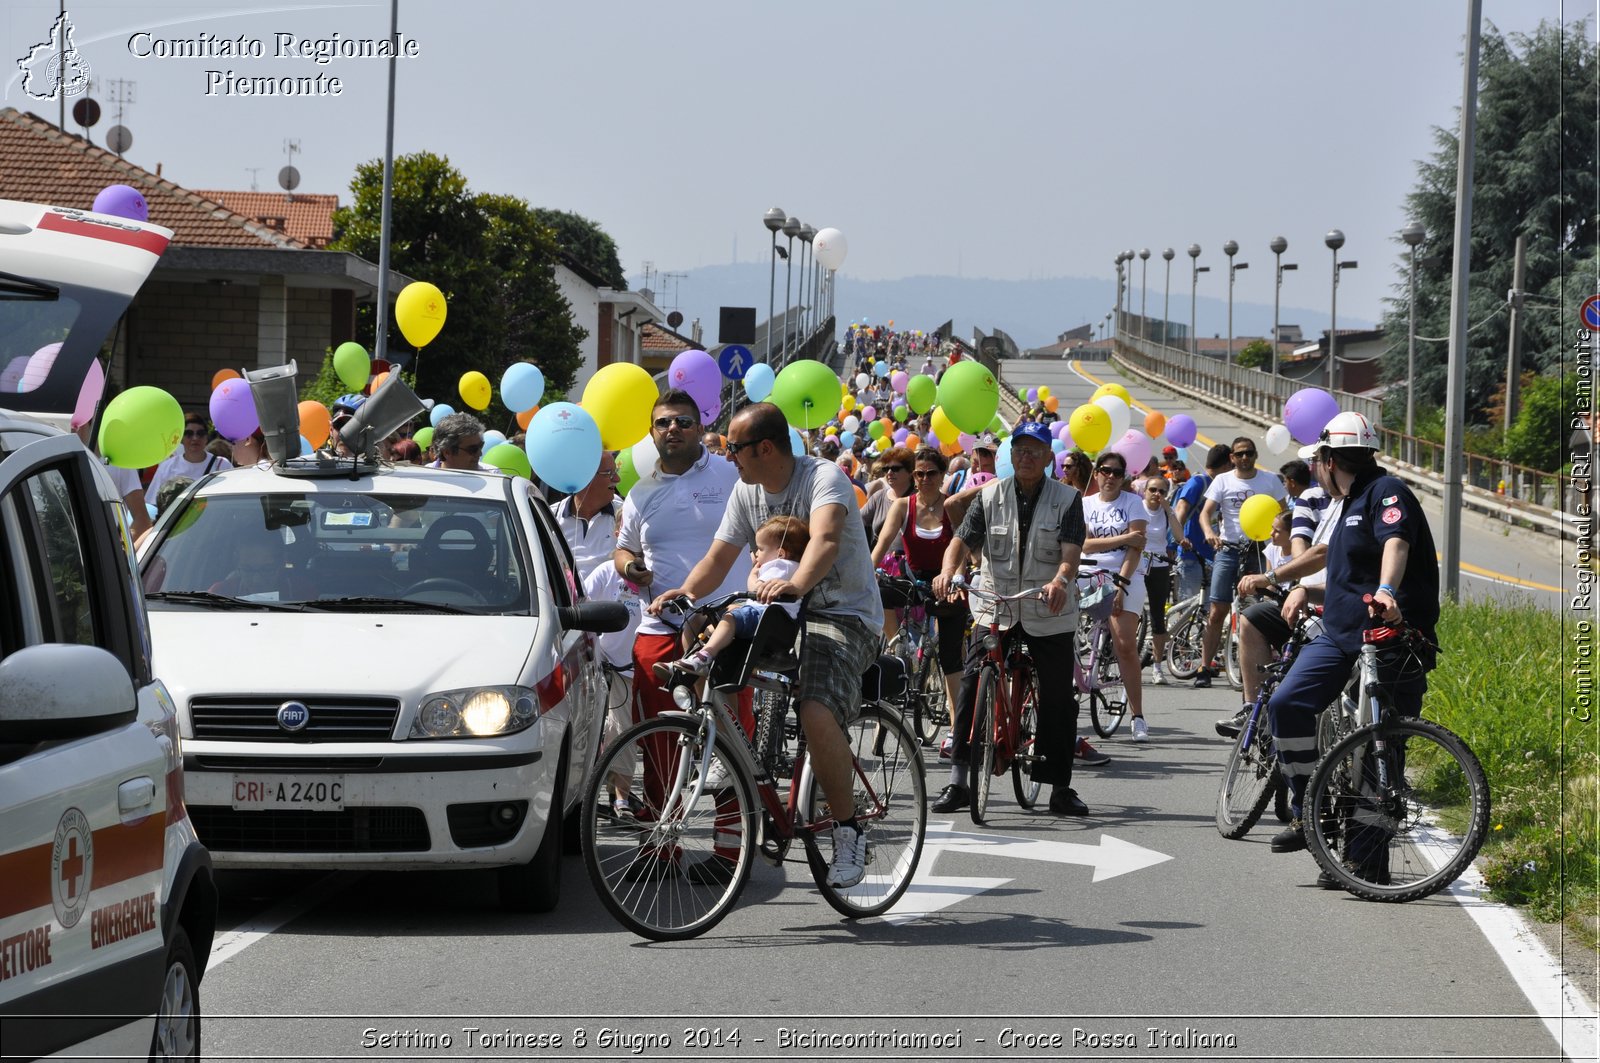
[[905, 374, 936, 415], [867, 420, 885, 439], [770, 358, 839, 429], [1018, 386, 1029, 403], [616, 448, 639, 497], [938, 361, 1001, 434], [333, 341, 369, 391], [483, 441, 532, 479], [413, 426, 434, 451], [98, 386, 184, 469], [893, 404, 909, 422]]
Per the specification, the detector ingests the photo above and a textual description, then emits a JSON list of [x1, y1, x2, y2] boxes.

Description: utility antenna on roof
[[245, 167, 262, 192], [104, 78, 134, 158], [279, 139, 301, 199], [639, 261, 655, 294], [661, 271, 687, 312]]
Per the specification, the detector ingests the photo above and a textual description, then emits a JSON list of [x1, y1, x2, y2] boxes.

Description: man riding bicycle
[[1264, 412, 1440, 876], [930, 422, 1090, 816], [650, 402, 884, 889]]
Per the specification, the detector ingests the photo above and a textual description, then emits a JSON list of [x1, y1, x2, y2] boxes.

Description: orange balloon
[[298, 400, 332, 449], [941, 438, 963, 457], [905, 434, 921, 450], [1145, 410, 1167, 437], [211, 368, 240, 391], [369, 371, 390, 394], [516, 405, 539, 429], [853, 484, 867, 509], [1044, 395, 1060, 413]]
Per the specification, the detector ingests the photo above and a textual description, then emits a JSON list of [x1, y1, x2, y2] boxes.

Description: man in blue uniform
[[1264, 412, 1439, 879]]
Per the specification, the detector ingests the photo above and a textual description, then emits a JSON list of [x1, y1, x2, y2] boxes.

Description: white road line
[[206, 872, 360, 972]]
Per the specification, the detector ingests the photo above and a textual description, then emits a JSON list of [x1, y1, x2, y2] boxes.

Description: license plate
[[231, 775, 346, 811]]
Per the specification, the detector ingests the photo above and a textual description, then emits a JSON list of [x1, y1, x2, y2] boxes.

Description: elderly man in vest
[[931, 422, 1090, 816]]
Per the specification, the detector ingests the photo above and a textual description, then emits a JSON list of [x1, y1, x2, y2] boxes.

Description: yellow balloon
[[929, 405, 958, 444], [842, 394, 856, 412], [1091, 382, 1132, 407], [874, 435, 890, 452], [1038, 385, 1052, 401], [825, 426, 838, 436], [1239, 494, 1283, 542], [581, 362, 658, 450], [1069, 403, 1112, 453], [395, 281, 447, 347], [458, 370, 492, 411]]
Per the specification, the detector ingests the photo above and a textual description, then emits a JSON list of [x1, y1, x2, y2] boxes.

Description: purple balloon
[[18, 342, 61, 392], [958, 432, 976, 451], [1165, 414, 1197, 448], [892, 428, 909, 444], [890, 370, 908, 393], [93, 184, 149, 222], [668, 349, 721, 407], [209, 377, 259, 440], [1026, 387, 1039, 403], [1283, 388, 1341, 444]]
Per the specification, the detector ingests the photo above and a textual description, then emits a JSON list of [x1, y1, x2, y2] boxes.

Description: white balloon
[[630, 434, 660, 479], [1094, 394, 1131, 442], [843, 415, 861, 433], [813, 227, 848, 271], [855, 373, 870, 389], [1264, 423, 1292, 456]]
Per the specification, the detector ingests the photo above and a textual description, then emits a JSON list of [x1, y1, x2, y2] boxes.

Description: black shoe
[[1193, 668, 1214, 689], [1048, 788, 1089, 816], [1270, 820, 1307, 853], [1316, 867, 1342, 889], [622, 849, 681, 881], [1215, 707, 1250, 739], [930, 784, 970, 813], [683, 855, 736, 886]]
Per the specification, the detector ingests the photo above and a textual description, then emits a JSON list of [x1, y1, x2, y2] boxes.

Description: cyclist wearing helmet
[[1263, 411, 1440, 881]]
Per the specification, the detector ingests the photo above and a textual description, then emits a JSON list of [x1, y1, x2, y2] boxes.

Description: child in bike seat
[[666, 514, 809, 676]]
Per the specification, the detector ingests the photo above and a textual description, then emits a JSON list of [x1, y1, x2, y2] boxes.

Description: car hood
[[149, 612, 544, 704]]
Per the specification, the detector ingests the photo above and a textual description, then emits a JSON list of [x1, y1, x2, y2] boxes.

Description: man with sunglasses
[[431, 412, 489, 471], [554, 452, 620, 577], [1194, 435, 1286, 688], [148, 410, 232, 495], [650, 401, 884, 889]]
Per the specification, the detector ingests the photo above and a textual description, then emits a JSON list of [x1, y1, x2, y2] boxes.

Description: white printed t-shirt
[[1203, 469, 1287, 543], [1082, 491, 1149, 575]]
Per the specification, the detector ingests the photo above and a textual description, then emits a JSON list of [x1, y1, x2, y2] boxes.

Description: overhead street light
[[1325, 229, 1357, 392], [1223, 240, 1248, 364], [763, 208, 785, 362], [1187, 244, 1207, 357], [1402, 221, 1427, 447], [1270, 236, 1297, 377], [782, 215, 802, 357], [1161, 248, 1175, 347], [1138, 248, 1150, 341]]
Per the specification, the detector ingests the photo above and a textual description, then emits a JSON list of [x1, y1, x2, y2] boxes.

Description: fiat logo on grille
[[276, 701, 310, 732]]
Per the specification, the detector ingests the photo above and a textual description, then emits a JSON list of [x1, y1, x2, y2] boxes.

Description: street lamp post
[[1113, 253, 1125, 338], [782, 215, 802, 358], [1139, 248, 1150, 341], [1223, 240, 1249, 365], [1270, 236, 1297, 378], [798, 224, 815, 339], [1123, 249, 1135, 336], [763, 208, 785, 362], [1161, 248, 1174, 346], [1187, 244, 1207, 357], [1324, 229, 1357, 393], [1402, 221, 1426, 456]]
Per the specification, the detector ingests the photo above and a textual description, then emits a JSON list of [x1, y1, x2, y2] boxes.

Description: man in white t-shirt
[[1194, 435, 1286, 687], [147, 410, 231, 496], [555, 452, 619, 578]]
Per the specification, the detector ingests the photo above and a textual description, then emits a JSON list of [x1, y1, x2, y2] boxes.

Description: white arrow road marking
[[882, 874, 1014, 925]]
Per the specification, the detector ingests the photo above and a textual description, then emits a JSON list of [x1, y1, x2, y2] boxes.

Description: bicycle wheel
[[581, 717, 757, 940], [969, 669, 997, 824], [804, 704, 927, 918], [1303, 716, 1490, 903], [1011, 673, 1042, 809], [1090, 629, 1127, 738], [1164, 610, 1205, 681], [1215, 705, 1281, 839], [912, 647, 945, 744]]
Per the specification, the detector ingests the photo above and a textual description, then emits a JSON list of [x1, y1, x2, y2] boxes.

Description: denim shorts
[[1208, 542, 1263, 606], [727, 603, 768, 639]]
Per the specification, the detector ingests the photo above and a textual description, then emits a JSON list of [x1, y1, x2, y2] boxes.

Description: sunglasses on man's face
[[724, 436, 773, 456], [456, 442, 484, 455], [1096, 466, 1126, 476], [653, 414, 698, 431], [183, 427, 208, 439], [1233, 449, 1257, 459]]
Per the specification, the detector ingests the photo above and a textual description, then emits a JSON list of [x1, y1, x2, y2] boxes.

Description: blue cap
[[1011, 422, 1052, 448]]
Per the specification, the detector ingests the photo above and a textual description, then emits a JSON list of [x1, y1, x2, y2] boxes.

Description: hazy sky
[[2, 1, 1585, 329]]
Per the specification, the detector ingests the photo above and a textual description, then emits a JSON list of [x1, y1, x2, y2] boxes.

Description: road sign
[[718, 344, 752, 379], [1580, 294, 1600, 332]]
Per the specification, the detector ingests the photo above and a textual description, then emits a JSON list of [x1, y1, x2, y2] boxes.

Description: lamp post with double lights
[[1161, 248, 1174, 346], [1124, 249, 1135, 335], [1187, 244, 1208, 357], [799, 224, 815, 338], [1138, 248, 1150, 340], [1401, 221, 1426, 448], [1113, 253, 1126, 338], [781, 216, 802, 358], [1324, 229, 1358, 392], [1223, 240, 1248, 364], [1270, 236, 1296, 378], [763, 208, 786, 362], [803, 224, 820, 333]]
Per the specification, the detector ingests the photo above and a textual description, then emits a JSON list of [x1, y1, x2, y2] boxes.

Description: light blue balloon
[[743, 362, 776, 402], [840, 430, 856, 448], [995, 438, 1014, 479], [526, 402, 601, 494], [1051, 438, 1065, 453], [145, 502, 159, 521], [873, 361, 890, 378], [299, 435, 314, 457], [789, 427, 805, 456], [501, 363, 545, 413], [429, 403, 455, 427], [482, 429, 507, 450]]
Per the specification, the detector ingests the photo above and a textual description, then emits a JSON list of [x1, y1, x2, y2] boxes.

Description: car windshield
[[140, 490, 532, 614]]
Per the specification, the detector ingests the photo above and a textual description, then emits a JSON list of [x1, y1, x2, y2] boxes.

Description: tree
[[328, 152, 589, 405], [1382, 19, 1597, 425], [531, 208, 626, 290], [1236, 339, 1272, 370]]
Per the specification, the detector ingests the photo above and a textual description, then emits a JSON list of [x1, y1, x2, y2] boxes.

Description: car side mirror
[[558, 601, 629, 634], [0, 644, 137, 741]]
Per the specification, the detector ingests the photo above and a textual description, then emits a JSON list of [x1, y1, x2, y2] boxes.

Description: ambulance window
[[17, 467, 98, 646]]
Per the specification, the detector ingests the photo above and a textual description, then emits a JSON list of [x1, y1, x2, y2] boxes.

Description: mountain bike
[[581, 593, 927, 940], [1302, 597, 1489, 902], [1076, 569, 1131, 738], [877, 570, 951, 744]]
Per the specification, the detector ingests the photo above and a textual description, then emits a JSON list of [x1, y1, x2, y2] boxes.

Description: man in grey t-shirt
[[652, 402, 882, 891]]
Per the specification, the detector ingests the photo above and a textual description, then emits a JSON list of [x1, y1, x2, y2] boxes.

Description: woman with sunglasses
[[148, 410, 232, 496], [1136, 475, 1187, 686], [859, 445, 915, 558], [1058, 450, 1091, 493], [871, 447, 965, 736], [1081, 450, 1151, 741]]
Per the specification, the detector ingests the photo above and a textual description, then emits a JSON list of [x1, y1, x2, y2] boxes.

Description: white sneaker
[[1131, 717, 1150, 742], [1150, 664, 1167, 686], [702, 758, 731, 791], [826, 823, 867, 888]]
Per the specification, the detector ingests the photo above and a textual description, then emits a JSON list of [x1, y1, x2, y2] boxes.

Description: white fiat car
[[139, 459, 623, 912]]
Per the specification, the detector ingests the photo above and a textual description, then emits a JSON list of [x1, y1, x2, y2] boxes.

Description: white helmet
[[1318, 411, 1379, 450]]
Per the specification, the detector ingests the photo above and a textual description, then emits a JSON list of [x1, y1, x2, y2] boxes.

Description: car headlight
[[410, 686, 539, 739]]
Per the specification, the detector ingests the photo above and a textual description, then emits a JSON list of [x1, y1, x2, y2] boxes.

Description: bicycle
[[1215, 586, 1321, 839], [1301, 597, 1489, 902], [877, 570, 951, 744], [580, 593, 927, 940], [1076, 569, 1131, 739], [1161, 557, 1213, 681]]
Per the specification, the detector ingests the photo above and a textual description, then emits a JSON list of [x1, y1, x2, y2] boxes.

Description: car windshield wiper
[[305, 595, 476, 615], [145, 590, 307, 612], [0, 269, 59, 301]]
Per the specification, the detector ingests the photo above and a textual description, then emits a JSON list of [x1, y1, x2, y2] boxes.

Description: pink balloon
[[668, 349, 721, 407], [0, 356, 27, 393], [958, 432, 976, 451], [209, 377, 259, 441], [72, 359, 105, 430], [18, 343, 61, 392], [890, 370, 908, 393], [862, 405, 877, 421], [1108, 429, 1153, 473], [1165, 414, 1197, 448]]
